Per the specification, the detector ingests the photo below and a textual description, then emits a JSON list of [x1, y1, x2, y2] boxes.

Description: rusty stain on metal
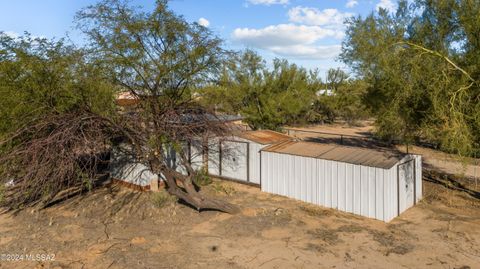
[[262, 140, 406, 169], [237, 130, 292, 145]]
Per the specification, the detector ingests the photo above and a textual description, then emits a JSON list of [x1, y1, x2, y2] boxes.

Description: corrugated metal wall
[[207, 139, 220, 176], [203, 137, 266, 185], [110, 145, 159, 186], [248, 142, 263, 184], [190, 140, 204, 171], [110, 143, 191, 186], [221, 140, 248, 181], [261, 151, 422, 222], [415, 156, 423, 203], [389, 155, 423, 220]]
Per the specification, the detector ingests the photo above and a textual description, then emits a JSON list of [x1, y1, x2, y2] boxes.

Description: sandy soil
[[0, 176, 479, 269], [286, 122, 480, 181], [285, 121, 375, 137]]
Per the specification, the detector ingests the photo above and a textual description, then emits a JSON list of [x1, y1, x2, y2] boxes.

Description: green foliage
[[340, 0, 480, 155], [310, 69, 369, 125], [199, 49, 370, 129], [151, 190, 177, 208], [199, 50, 319, 130], [0, 184, 4, 204], [0, 32, 116, 138], [75, 0, 224, 103], [193, 167, 212, 186]]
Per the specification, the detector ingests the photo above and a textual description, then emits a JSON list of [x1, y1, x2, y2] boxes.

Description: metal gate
[[398, 160, 415, 214], [220, 140, 249, 182]]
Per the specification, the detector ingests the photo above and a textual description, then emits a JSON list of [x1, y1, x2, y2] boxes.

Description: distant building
[[316, 89, 334, 96]]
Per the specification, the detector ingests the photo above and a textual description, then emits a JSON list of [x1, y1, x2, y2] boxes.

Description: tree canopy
[[341, 0, 480, 154], [0, 33, 115, 138], [199, 50, 368, 130], [0, 0, 238, 212]]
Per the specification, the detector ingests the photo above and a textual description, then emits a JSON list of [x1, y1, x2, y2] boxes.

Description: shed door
[[221, 141, 248, 182], [398, 160, 415, 213]]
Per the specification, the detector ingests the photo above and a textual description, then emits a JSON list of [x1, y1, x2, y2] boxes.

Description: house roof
[[261, 140, 407, 169], [237, 130, 292, 145], [116, 91, 139, 106]]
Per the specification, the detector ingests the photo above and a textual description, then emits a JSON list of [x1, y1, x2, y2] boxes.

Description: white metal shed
[[110, 143, 187, 189], [206, 130, 292, 185], [260, 141, 422, 222]]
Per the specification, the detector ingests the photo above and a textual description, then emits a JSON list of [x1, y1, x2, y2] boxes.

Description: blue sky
[[0, 0, 397, 76]]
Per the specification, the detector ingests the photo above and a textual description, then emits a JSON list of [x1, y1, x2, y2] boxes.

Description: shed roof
[[237, 130, 292, 145], [262, 141, 407, 169]]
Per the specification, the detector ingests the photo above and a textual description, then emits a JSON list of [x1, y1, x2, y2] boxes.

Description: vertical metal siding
[[325, 161, 332, 207], [221, 141, 248, 181], [391, 166, 397, 221], [318, 159, 325, 205], [345, 163, 354, 213], [383, 168, 394, 222], [331, 161, 338, 209], [110, 147, 158, 186], [375, 169, 384, 221], [248, 142, 263, 184], [190, 140, 204, 171], [312, 158, 318, 205], [415, 155, 422, 202], [337, 162, 346, 211], [260, 151, 422, 222], [207, 139, 220, 176], [368, 167, 376, 218], [360, 166, 369, 216], [353, 165, 361, 215]]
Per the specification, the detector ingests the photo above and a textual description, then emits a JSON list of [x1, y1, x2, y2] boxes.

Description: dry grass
[[150, 190, 177, 208]]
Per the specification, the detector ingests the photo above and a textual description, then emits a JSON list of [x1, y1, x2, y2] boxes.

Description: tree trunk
[[160, 166, 240, 214]]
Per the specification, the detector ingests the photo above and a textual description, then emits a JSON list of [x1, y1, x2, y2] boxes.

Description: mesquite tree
[[340, 0, 480, 155], [76, 0, 239, 213], [0, 32, 128, 210]]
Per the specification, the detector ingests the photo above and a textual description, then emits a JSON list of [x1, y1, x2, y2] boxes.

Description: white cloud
[[376, 0, 396, 12], [198, 17, 210, 27], [1, 31, 46, 40], [232, 24, 343, 60], [346, 0, 358, 8], [247, 0, 289, 6], [268, 44, 342, 60], [288, 6, 353, 28], [233, 24, 342, 46], [1, 31, 20, 39], [232, 5, 350, 61]]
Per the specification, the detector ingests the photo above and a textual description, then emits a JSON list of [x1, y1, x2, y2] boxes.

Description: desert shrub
[[0, 184, 4, 204], [211, 182, 236, 196], [151, 190, 177, 208], [193, 167, 212, 186]]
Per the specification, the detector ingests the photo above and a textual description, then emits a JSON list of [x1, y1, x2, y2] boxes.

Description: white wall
[[190, 140, 204, 171], [221, 140, 248, 181], [261, 151, 422, 222], [205, 136, 267, 185], [388, 154, 422, 219], [248, 142, 264, 184], [415, 155, 423, 203], [110, 143, 190, 186], [207, 139, 220, 176], [110, 146, 158, 186]]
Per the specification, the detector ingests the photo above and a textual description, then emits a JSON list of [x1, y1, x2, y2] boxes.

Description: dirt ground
[[0, 175, 479, 269]]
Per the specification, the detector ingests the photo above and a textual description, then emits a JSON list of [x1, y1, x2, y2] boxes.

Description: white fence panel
[[221, 141, 248, 181]]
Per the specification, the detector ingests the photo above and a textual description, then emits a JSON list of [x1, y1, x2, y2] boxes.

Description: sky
[[0, 0, 398, 77]]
